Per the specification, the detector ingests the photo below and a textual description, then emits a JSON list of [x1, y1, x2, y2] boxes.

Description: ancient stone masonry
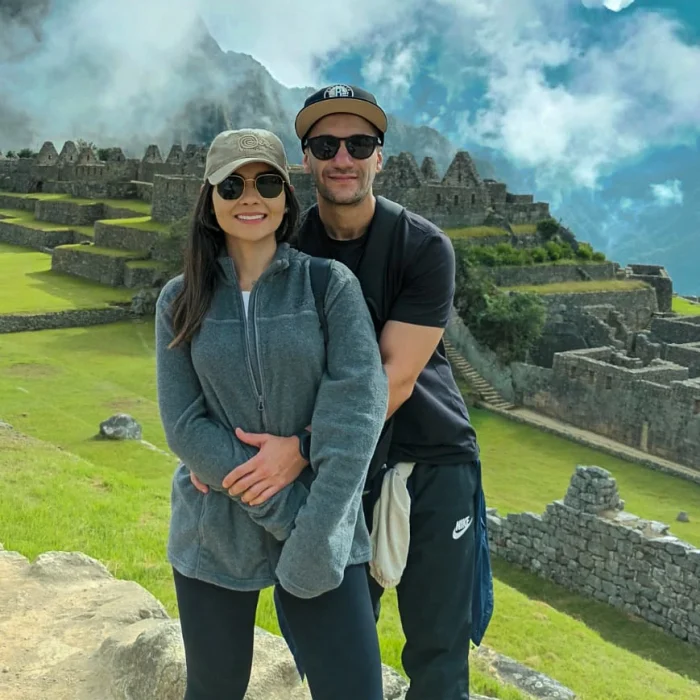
[[0, 140, 550, 229], [623, 264, 673, 312], [488, 466, 700, 646], [514, 346, 700, 469]]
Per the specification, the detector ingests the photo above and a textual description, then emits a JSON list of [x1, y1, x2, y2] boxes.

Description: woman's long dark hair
[[168, 179, 300, 348]]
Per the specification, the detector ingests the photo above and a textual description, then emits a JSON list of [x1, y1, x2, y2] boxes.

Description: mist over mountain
[[0, 7, 462, 171], [0, 0, 696, 293]]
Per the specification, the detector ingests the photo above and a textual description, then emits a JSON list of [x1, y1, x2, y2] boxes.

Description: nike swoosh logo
[[452, 516, 473, 540]]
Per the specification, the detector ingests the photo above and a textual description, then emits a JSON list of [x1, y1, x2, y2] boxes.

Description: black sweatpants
[[173, 564, 384, 700], [363, 460, 479, 700]]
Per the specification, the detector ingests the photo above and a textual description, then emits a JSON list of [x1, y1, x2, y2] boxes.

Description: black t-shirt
[[297, 203, 479, 466]]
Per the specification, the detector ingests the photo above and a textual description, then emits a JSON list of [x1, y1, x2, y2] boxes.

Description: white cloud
[[1, 0, 697, 199], [441, 0, 700, 192], [581, 0, 636, 11], [650, 179, 684, 207]]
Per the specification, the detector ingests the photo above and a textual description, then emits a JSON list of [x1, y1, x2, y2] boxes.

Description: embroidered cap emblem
[[324, 84, 354, 99], [238, 134, 262, 150]]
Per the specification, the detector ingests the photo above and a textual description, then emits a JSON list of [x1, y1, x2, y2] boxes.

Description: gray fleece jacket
[[155, 243, 388, 598]]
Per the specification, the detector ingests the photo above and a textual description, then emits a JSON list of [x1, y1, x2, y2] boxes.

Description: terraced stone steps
[[94, 218, 168, 252], [52, 244, 150, 287], [444, 338, 515, 410]]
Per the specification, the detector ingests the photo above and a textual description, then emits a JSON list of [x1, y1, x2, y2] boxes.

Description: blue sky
[[206, 0, 699, 293]]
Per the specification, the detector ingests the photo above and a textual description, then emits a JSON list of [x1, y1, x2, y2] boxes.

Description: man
[[193, 85, 484, 699]]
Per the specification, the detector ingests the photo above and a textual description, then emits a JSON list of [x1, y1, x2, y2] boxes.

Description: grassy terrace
[[502, 279, 649, 294], [0, 208, 71, 231], [69, 198, 152, 214], [1, 322, 699, 699], [0, 191, 151, 215], [0, 244, 133, 314], [99, 216, 169, 233], [56, 243, 148, 258], [446, 224, 539, 240], [447, 225, 512, 239], [673, 296, 700, 316], [0, 192, 71, 201]]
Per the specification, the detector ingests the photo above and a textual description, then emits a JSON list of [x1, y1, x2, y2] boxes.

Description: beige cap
[[204, 128, 290, 185]]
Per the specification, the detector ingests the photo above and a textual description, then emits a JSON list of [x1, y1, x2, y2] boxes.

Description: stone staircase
[[444, 338, 515, 410]]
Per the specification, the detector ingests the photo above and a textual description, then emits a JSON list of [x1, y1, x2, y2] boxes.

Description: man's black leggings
[[173, 564, 384, 700]]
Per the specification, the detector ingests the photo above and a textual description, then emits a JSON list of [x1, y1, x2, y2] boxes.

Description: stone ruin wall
[[489, 465, 700, 646], [514, 345, 700, 470], [0, 140, 550, 230]]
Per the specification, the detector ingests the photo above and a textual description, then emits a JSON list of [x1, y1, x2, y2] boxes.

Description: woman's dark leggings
[[172, 565, 384, 700]]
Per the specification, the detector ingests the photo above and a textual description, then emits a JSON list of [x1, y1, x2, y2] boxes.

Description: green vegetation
[[125, 260, 169, 271], [0, 209, 72, 232], [503, 280, 649, 294], [0, 321, 699, 699], [510, 224, 537, 235], [71, 225, 95, 238], [0, 192, 71, 202], [55, 243, 149, 258], [453, 253, 546, 363], [447, 225, 511, 240], [673, 296, 700, 316], [100, 216, 170, 233], [460, 240, 606, 268], [0, 192, 152, 216], [0, 244, 133, 314]]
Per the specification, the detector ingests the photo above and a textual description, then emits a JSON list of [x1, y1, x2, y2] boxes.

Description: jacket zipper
[[239, 285, 267, 430], [251, 291, 269, 429]]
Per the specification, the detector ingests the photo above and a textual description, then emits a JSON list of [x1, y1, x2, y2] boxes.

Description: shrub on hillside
[[17, 148, 35, 158], [453, 245, 546, 364], [575, 242, 594, 260], [473, 291, 547, 364], [456, 239, 605, 268], [592, 251, 606, 262], [531, 246, 548, 263], [536, 218, 560, 240]]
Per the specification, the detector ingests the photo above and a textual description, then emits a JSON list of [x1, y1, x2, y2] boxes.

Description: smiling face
[[211, 161, 286, 245], [302, 113, 383, 206]]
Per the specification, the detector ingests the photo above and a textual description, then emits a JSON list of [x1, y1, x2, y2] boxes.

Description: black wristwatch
[[296, 429, 311, 462]]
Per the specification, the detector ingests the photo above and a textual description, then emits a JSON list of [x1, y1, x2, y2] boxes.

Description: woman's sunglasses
[[217, 173, 285, 200], [303, 134, 382, 161]]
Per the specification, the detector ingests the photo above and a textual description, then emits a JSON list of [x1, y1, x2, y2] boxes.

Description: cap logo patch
[[238, 134, 262, 150], [323, 84, 354, 99]]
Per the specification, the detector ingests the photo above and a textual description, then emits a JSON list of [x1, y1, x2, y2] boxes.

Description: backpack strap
[[309, 257, 332, 348]]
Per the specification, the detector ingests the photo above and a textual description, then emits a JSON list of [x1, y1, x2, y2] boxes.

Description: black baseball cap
[[295, 84, 388, 143]]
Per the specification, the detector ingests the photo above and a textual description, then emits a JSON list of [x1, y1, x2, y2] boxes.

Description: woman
[[154, 128, 389, 700]]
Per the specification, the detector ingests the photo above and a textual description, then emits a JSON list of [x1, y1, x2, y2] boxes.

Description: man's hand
[[221, 428, 308, 505], [190, 471, 209, 494]]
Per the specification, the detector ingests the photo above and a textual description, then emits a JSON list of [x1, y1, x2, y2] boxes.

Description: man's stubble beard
[[315, 170, 373, 207]]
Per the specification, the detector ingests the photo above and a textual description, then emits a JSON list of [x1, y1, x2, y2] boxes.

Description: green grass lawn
[[510, 224, 537, 235], [446, 224, 539, 240], [0, 192, 70, 202], [0, 244, 133, 314], [0, 208, 72, 232], [503, 280, 649, 294], [446, 225, 511, 240], [1, 320, 699, 699], [673, 296, 700, 316], [56, 243, 149, 258], [0, 192, 151, 215], [67, 197, 152, 215], [100, 216, 170, 233]]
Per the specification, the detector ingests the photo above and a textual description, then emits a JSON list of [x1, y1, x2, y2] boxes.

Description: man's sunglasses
[[303, 134, 382, 161], [216, 173, 285, 200]]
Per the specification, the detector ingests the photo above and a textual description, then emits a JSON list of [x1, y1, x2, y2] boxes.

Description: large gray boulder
[[0, 546, 409, 699]]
